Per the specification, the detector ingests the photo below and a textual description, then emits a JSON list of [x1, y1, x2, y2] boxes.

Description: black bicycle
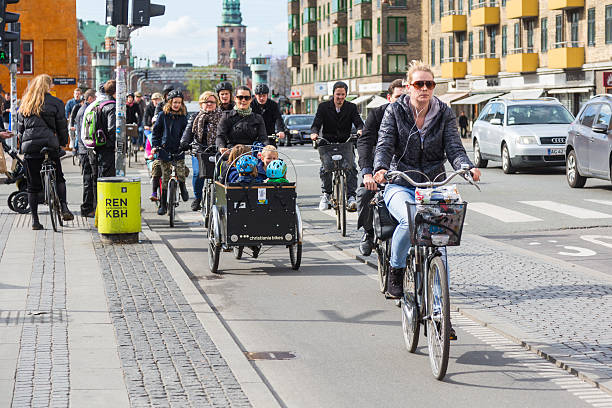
[[315, 137, 355, 237], [190, 142, 217, 227], [40, 147, 63, 232]]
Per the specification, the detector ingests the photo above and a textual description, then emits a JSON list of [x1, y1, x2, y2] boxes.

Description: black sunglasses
[[410, 80, 436, 90], [236, 95, 252, 100]]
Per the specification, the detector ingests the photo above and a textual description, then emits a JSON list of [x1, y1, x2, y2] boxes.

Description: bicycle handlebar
[[386, 166, 481, 191], [313, 136, 355, 148]]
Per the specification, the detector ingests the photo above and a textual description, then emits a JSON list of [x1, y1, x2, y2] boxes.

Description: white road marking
[[585, 199, 612, 207], [467, 202, 542, 223], [557, 246, 598, 257], [520, 200, 612, 219], [581, 235, 612, 249]]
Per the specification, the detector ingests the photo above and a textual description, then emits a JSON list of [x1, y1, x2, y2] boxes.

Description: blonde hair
[[198, 91, 219, 106], [406, 60, 434, 84], [228, 144, 249, 164], [261, 145, 278, 158], [20, 74, 52, 117]]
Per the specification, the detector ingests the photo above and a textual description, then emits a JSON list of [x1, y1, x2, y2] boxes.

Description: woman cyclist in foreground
[[373, 60, 481, 338]]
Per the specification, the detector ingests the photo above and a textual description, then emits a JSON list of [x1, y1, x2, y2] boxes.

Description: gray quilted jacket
[[373, 94, 473, 187]]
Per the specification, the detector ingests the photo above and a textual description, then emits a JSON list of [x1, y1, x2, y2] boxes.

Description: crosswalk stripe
[[585, 199, 612, 207], [468, 202, 542, 223], [520, 200, 612, 219]]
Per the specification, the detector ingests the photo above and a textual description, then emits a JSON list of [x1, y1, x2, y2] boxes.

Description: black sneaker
[[179, 182, 189, 202], [191, 198, 201, 211], [359, 232, 374, 256], [386, 267, 404, 299], [449, 326, 457, 341], [32, 222, 44, 230]]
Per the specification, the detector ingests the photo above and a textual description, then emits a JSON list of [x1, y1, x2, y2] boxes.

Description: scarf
[[192, 108, 222, 146], [234, 106, 252, 117]]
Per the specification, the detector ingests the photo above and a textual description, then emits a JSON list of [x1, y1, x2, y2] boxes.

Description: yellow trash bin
[[97, 176, 141, 243]]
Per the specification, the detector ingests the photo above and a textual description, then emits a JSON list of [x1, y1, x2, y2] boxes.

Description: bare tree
[[269, 57, 291, 98]]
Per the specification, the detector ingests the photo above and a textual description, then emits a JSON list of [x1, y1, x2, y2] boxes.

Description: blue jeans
[[384, 183, 448, 272], [191, 155, 204, 200]]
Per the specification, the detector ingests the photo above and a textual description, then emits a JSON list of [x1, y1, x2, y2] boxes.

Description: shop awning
[[437, 92, 468, 105], [350, 95, 372, 105], [500, 89, 544, 99], [366, 95, 389, 109], [547, 87, 592, 94], [451, 93, 502, 105], [345, 94, 359, 101]]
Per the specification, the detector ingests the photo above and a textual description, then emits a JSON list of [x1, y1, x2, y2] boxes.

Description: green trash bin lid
[[98, 176, 141, 183]]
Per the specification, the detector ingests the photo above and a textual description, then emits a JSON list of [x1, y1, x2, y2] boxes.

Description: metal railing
[[441, 9, 466, 17], [441, 56, 466, 63], [471, 1, 498, 9], [553, 41, 583, 48], [509, 47, 536, 54], [472, 52, 498, 59]]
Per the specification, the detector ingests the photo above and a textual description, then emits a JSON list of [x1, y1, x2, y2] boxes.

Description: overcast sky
[[76, 0, 288, 66]]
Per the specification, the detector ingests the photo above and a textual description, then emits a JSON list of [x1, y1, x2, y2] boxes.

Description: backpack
[[82, 100, 114, 148]]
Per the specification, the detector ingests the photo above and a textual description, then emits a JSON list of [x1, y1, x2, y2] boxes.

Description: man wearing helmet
[[251, 84, 287, 147], [215, 81, 235, 112]]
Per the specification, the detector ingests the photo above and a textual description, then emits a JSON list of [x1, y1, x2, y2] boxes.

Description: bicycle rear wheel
[[339, 174, 347, 237], [426, 256, 450, 380], [401, 255, 420, 353], [168, 179, 177, 228], [376, 240, 390, 293], [44, 173, 58, 232]]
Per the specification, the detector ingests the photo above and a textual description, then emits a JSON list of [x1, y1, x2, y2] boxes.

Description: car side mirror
[[592, 123, 609, 134], [490, 118, 502, 125]]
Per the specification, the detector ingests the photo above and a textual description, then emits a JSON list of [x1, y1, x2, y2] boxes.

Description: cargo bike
[[207, 149, 303, 274]]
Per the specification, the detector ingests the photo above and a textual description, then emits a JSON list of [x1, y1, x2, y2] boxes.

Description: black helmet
[[162, 86, 174, 95], [167, 90, 184, 100], [215, 81, 233, 94], [254, 83, 269, 95]]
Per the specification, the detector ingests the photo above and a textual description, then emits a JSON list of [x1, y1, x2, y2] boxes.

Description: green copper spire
[[221, 0, 242, 26]]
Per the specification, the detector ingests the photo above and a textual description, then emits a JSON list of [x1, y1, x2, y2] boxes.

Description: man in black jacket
[[310, 81, 364, 212], [356, 79, 404, 255], [75, 89, 96, 217], [251, 84, 287, 146]]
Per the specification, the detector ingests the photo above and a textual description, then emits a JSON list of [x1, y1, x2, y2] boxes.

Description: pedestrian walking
[[65, 87, 82, 119], [75, 89, 96, 217], [135, 91, 146, 148], [356, 79, 404, 256], [216, 85, 267, 153], [126, 93, 141, 149], [251, 83, 287, 146], [180, 91, 222, 211], [17, 74, 74, 230], [68, 96, 83, 151], [310, 81, 364, 212], [458, 111, 469, 138]]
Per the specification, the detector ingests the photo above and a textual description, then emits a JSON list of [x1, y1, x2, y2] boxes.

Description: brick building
[[424, 0, 612, 116], [0, 0, 78, 103], [218, 0, 250, 77], [287, 0, 422, 115], [77, 20, 109, 90]]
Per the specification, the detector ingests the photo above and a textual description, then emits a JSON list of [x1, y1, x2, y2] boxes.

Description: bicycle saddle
[[40, 147, 54, 155]]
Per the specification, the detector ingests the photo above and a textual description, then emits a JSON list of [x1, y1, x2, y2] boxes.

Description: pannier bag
[[372, 191, 398, 241]]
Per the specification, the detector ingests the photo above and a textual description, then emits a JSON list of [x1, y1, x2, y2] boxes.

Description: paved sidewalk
[[0, 207, 262, 407], [303, 208, 612, 394]]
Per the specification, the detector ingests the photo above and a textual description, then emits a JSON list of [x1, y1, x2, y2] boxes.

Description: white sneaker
[[318, 194, 330, 211], [347, 196, 357, 212]]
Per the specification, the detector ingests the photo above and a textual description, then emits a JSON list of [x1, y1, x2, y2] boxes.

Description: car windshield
[[287, 116, 314, 126], [507, 105, 574, 125]]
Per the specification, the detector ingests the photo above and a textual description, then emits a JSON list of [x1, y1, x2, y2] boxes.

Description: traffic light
[[106, 0, 128, 26], [8, 22, 19, 64], [0, 0, 20, 50], [131, 0, 165, 27]]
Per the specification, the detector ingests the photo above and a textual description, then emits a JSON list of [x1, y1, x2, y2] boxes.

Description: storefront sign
[[358, 82, 389, 93], [566, 71, 585, 82], [314, 82, 327, 96], [290, 89, 302, 99], [604, 72, 612, 88], [53, 77, 76, 85]]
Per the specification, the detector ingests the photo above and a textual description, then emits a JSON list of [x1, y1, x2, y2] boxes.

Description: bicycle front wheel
[[168, 179, 177, 228], [339, 173, 347, 237], [426, 256, 450, 380], [401, 254, 420, 353], [43, 172, 58, 232], [333, 174, 341, 230]]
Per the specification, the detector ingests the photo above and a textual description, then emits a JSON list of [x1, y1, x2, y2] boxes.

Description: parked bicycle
[[314, 137, 355, 237], [374, 165, 479, 380], [40, 147, 64, 232]]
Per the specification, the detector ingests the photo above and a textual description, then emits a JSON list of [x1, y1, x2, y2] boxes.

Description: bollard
[[97, 177, 141, 244]]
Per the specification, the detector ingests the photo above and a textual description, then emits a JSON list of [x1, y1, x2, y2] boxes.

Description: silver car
[[472, 98, 574, 174], [565, 94, 612, 188]]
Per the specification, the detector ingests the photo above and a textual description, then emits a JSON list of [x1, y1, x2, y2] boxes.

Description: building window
[[478, 30, 484, 54], [303, 7, 316, 23], [289, 14, 299, 29], [541, 17, 548, 51], [360, 58, 363, 76], [468, 0, 472, 15], [388, 54, 407, 73], [367, 55, 372, 74], [468, 31, 473, 60], [514, 22, 521, 49], [587, 8, 595, 46], [439, 0, 443, 19], [431, 39, 436, 65], [458, 32, 464, 60], [377, 54, 381, 73], [333, 27, 347, 44], [458, 0, 463, 14], [332, 0, 347, 13], [555, 14, 563, 45], [489, 27, 497, 55], [569, 10, 579, 44], [607, 5, 612, 44], [387, 17, 407, 43], [19, 41, 33, 74], [440, 37, 444, 61], [431, 0, 436, 23], [355, 19, 372, 39], [526, 20, 534, 50], [449, 36, 454, 58], [501, 25, 507, 56]]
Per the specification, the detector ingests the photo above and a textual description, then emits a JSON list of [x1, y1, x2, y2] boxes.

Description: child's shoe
[[150, 192, 159, 202]]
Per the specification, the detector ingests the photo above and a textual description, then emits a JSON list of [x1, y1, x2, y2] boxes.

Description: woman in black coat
[[17, 74, 73, 230]]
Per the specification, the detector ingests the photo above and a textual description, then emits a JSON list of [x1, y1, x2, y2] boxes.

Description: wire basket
[[406, 202, 467, 247], [318, 142, 355, 172], [197, 152, 217, 180]]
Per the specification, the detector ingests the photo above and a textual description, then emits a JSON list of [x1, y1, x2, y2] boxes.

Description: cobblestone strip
[[12, 230, 70, 408], [93, 235, 251, 408]]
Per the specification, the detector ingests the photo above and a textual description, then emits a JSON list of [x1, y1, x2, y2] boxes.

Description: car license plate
[[547, 148, 565, 155]]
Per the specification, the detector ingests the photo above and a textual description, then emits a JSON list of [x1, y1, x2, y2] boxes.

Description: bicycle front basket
[[318, 143, 355, 172], [406, 202, 467, 247], [197, 152, 217, 180]]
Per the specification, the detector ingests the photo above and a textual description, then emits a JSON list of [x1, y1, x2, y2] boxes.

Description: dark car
[[565, 94, 612, 188], [282, 114, 315, 146]]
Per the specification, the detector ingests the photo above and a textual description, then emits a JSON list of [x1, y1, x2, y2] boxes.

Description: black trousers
[[79, 153, 95, 213], [24, 156, 66, 194], [460, 126, 468, 138], [88, 148, 116, 210], [356, 185, 376, 235]]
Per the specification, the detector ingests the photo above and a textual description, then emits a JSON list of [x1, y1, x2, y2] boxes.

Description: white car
[[472, 98, 574, 174]]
